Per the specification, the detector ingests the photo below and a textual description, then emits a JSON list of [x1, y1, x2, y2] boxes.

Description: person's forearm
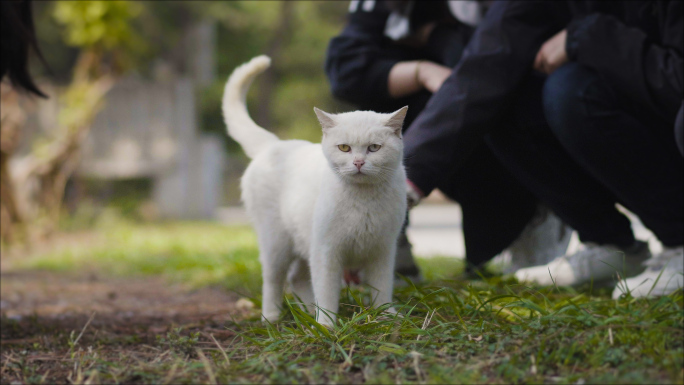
[[388, 60, 452, 98], [388, 61, 423, 98]]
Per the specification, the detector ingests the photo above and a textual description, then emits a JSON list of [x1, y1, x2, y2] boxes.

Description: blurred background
[[2, 1, 351, 231], [0, 0, 463, 307], [0, 1, 376, 300], [0, 0, 658, 275], [0, 0, 662, 319]]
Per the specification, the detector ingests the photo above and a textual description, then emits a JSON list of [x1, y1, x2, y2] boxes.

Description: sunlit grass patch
[[14, 220, 261, 291], [414, 256, 464, 281], [14, 219, 469, 293]]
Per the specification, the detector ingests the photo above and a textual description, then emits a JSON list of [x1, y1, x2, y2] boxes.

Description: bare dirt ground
[[1, 269, 245, 340], [1, 270, 240, 322], [1, 268, 250, 383]]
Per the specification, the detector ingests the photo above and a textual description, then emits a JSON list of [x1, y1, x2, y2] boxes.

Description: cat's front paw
[[385, 306, 398, 315], [262, 311, 280, 324], [316, 316, 336, 329]]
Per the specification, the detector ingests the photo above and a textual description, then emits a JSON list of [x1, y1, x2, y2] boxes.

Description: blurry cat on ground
[[222, 56, 408, 327]]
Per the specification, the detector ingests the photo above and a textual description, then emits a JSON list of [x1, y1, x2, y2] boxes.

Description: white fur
[[223, 55, 408, 327]]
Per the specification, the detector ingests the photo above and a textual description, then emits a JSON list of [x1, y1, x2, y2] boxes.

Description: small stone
[[236, 298, 255, 311]]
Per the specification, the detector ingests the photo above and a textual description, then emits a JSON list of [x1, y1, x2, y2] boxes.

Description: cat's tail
[[222, 55, 279, 159]]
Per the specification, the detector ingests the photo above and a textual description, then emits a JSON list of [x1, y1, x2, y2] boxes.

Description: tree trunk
[[24, 76, 113, 237], [0, 74, 113, 245], [0, 85, 28, 246]]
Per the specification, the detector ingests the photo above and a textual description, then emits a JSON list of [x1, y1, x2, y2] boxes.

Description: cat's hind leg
[[287, 258, 315, 314], [257, 227, 295, 323]]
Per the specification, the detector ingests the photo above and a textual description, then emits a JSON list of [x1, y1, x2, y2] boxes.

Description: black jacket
[[565, 1, 682, 119], [325, 0, 683, 194], [326, 0, 473, 110]]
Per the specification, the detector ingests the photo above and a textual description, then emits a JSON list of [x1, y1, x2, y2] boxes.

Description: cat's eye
[[338, 144, 351, 152], [368, 144, 381, 152]]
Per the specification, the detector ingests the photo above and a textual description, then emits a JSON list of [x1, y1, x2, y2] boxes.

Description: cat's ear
[[314, 107, 336, 134], [386, 106, 408, 137]]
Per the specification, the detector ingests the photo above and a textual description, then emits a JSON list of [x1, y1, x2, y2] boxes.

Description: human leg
[[486, 71, 650, 286], [543, 64, 683, 250], [675, 101, 683, 156], [436, 141, 538, 271], [540, 67, 683, 297], [487, 72, 637, 249], [394, 210, 422, 284]]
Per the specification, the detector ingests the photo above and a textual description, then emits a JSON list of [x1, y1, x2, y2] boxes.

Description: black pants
[[361, 24, 538, 268], [438, 141, 538, 267], [390, 91, 537, 268], [676, 102, 684, 156], [488, 63, 683, 248]]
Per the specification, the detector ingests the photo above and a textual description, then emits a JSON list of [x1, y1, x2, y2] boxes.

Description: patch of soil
[[1, 270, 256, 383], [1, 270, 249, 343]]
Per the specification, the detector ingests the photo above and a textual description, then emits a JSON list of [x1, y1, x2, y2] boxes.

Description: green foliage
[[199, 1, 352, 149], [53, 1, 142, 50], [51, 0, 146, 76], [36, 1, 352, 154]]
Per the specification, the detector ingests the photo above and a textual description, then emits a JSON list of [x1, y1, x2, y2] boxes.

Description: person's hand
[[406, 179, 423, 209], [534, 29, 568, 75], [417, 61, 452, 93]]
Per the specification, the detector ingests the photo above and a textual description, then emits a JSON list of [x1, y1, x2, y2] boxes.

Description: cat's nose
[[353, 159, 365, 170]]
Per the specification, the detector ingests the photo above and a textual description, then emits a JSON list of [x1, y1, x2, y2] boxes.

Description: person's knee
[[542, 63, 614, 146], [543, 64, 588, 129]]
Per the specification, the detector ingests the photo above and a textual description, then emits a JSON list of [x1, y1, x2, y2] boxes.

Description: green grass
[[3, 220, 683, 384], [13, 220, 464, 292], [231, 281, 684, 384], [14, 220, 262, 291]]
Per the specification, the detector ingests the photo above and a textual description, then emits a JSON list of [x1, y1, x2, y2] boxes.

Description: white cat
[[222, 56, 408, 327]]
